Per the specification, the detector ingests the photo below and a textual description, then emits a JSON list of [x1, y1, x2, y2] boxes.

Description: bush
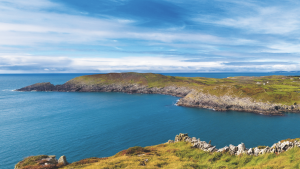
[[117, 146, 150, 156]]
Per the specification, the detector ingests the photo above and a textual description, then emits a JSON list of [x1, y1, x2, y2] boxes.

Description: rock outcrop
[[15, 155, 68, 169], [170, 133, 300, 156], [58, 155, 68, 165], [176, 91, 291, 115]]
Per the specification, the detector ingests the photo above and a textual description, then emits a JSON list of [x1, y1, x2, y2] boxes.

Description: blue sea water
[[1, 72, 300, 169]]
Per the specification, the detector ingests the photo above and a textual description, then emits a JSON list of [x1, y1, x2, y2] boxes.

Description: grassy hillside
[[67, 73, 300, 105], [17, 140, 300, 169], [17, 141, 291, 169]]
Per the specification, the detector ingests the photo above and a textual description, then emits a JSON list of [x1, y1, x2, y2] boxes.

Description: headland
[[17, 72, 300, 115]]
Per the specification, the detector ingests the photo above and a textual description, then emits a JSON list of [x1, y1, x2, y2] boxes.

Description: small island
[[17, 72, 300, 115]]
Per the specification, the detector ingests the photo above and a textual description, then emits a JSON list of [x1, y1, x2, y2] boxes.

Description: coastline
[[16, 83, 299, 116]]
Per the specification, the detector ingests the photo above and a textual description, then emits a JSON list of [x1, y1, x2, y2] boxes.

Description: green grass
[[66, 73, 300, 105], [57, 141, 300, 169]]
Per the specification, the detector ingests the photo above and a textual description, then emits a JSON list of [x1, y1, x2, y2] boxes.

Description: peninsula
[[17, 72, 300, 115]]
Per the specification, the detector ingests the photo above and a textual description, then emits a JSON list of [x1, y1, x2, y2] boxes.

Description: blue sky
[[1, 0, 300, 73]]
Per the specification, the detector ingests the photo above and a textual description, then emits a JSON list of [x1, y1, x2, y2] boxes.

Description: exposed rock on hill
[[171, 133, 300, 156], [14, 155, 67, 169]]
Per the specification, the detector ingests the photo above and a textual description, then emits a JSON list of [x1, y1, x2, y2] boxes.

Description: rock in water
[[58, 155, 68, 165]]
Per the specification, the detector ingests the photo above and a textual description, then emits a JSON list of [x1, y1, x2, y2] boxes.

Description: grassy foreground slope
[[67, 73, 300, 105], [17, 141, 300, 169], [59, 141, 300, 169]]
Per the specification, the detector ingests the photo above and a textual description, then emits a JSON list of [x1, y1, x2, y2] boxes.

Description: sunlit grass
[[60, 141, 300, 169]]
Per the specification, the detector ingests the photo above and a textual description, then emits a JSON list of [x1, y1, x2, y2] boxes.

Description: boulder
[[254, 148, 260, 156], [186, 138, 192, 143], [193, 142, 199, 148], [58, 155, 68, 165], [270, 148, 275, 153], [217, 146, 229, 153], [236, 143, 246, 155], [175, 133, 189, 142], [208, 146, 217, 153], [238, 143, 246, 151], [260, 147, 269, 155], [167, 140, 174, 144], [247, 148, 253, 155], [229, 144, 237, 154], [191, 137, 197, 143], [203, 142, 212, 149]]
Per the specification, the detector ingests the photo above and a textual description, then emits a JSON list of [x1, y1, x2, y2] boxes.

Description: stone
[[203, 143, 212, 149], [238, 143, 246, 151], [208, 146, 217, 152], [217, 146, 229, 153], [254, 148, 260, 156], [229, 144, 237, 155], [270, 148, 275, 153], [229, 144, 236, 151], [58, 155, 68, 165], [167, 140, 174, 144], [236, 143, 246, 155], [247, 148, 253, 155], [191, 137, 197, 143], [48, 155, 56, 159], [175, 133, 189, 142], [260, 148, 268, 155], [280, 141, 291, 151]]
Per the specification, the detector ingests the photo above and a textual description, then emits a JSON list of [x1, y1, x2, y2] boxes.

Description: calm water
[[1, 73, 300, 169]]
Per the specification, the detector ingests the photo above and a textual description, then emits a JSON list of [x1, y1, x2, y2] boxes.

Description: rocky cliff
[[16, 73, 300, 115]]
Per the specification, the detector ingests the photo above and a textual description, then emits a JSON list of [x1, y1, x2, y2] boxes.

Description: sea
[[1, 72, 300, 169]]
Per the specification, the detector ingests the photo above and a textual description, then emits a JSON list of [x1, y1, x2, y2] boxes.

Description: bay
[[1, 72, 300, 169]]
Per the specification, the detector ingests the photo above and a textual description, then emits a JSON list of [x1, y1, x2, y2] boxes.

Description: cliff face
[[17, 82, 191, 98], [16, 73, 300, 115], [177, 91, 300, 115]]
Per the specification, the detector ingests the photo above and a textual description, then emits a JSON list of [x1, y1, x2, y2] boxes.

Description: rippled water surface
[[1, 73, 300, 169]]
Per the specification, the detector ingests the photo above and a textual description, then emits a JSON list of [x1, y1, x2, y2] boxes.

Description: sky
[[1, 0, 300, 73]]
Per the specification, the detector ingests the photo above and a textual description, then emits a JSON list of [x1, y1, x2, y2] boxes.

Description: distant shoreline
[[16, 72, 300, 116]]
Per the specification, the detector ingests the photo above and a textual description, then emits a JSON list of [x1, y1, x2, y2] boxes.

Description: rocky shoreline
[[16, 80, 300, 115], [169, 133, 300, 156]]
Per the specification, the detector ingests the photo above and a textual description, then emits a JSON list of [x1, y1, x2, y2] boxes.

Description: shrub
[[116, 146, 150, 156], [257, 146, 267, 149]]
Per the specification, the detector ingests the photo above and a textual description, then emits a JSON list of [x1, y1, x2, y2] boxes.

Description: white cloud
[[216, 7, 300, 34], [1, 54, 299, 73], [196, 2, 300, 35], [0, 0, 299, 73], [0, 0, 256, 47]]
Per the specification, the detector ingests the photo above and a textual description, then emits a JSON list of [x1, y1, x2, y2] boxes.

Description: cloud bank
[[0, 0, 300, 73]]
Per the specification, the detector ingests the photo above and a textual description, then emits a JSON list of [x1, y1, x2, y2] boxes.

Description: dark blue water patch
[[1, 73, 300, 169]]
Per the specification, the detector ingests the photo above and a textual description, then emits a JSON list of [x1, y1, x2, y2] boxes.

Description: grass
[[57, 141, 300, 169], [66, 73, 300, 105], [15, 155, 64, 169]]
